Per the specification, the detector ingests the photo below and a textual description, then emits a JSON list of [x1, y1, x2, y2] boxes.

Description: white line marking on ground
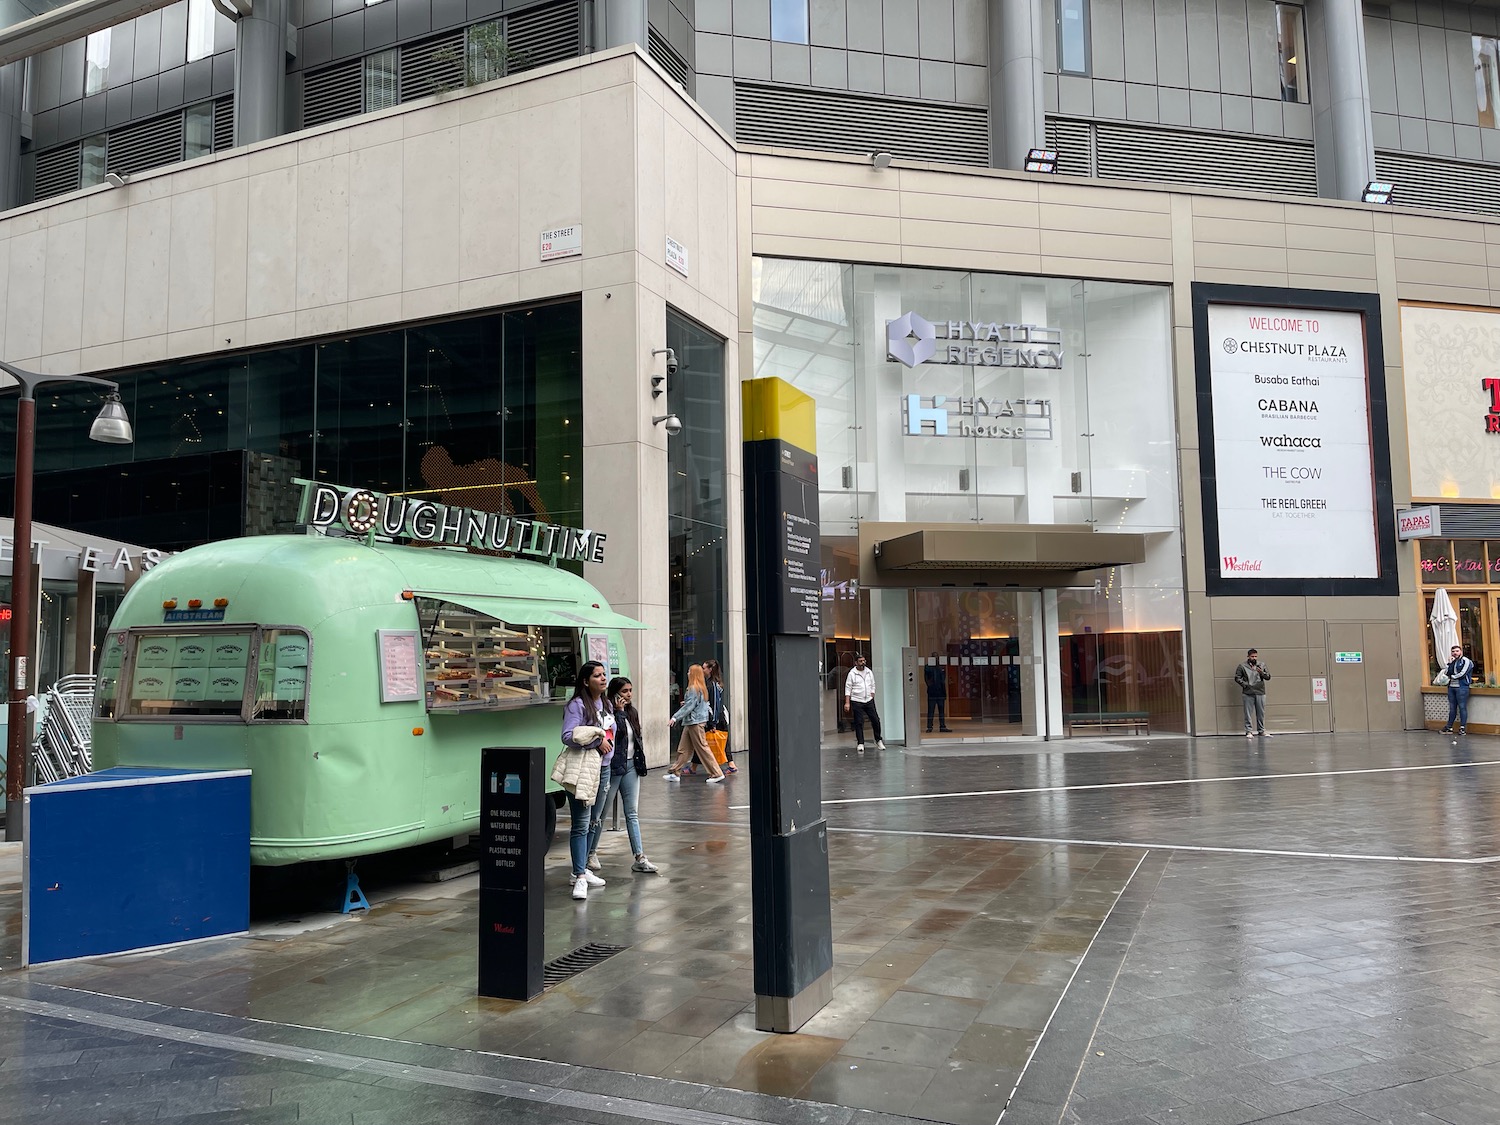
[[727, 758, 1500, 812], [996, 851, 1151, 1124], [822, 826, 1500, 864]]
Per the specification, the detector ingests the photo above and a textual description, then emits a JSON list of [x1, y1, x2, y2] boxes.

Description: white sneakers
[[571, 868, 606, 900], [706, 775, 724, 784], [665, 771, 681, 782], [632, 854, 659, 873], [586, 852, 601, 871], [876, 739, 886, 750], [856, 743, 866, 753]]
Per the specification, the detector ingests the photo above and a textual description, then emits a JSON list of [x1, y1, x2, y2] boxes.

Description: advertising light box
[[1206, 304, 1379, 581]]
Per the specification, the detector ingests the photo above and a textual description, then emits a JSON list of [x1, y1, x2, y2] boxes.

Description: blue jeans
[[1447, 684, 1471, 729], [587, 768, 643, 858], [568, 763, 608, 876]]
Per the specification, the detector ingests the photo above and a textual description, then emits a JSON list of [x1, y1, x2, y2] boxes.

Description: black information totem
[[742, 378, 834, 1033], [478, 746, 545, 1001]]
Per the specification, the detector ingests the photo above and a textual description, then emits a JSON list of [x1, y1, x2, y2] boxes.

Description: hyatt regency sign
[[886, 312, 1063, 370], [297, 480, 608, 564]]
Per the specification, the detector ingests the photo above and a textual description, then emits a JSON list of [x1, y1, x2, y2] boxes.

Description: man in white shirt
[[843, 654, 885, 752]]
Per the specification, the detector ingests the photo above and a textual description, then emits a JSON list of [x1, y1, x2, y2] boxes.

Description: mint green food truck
[[91, 533, 639, 865]]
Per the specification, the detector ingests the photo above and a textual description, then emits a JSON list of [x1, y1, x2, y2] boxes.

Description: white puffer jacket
[[552, 725, 606, 803]]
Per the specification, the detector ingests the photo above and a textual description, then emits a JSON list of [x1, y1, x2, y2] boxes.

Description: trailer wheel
[[543, 796, 558, 853]]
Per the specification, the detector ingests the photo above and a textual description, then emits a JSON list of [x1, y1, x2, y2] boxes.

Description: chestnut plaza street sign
[[297, 481, 608, 564]]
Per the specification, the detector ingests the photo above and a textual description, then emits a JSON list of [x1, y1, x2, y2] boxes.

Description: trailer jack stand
[[342, 861, 369, 914]]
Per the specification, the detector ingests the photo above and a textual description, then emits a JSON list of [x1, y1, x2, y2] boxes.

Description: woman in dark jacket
[[704, 659, 735, 774], [585, 677, 659, 874]]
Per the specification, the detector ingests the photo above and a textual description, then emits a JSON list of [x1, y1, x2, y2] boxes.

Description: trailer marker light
[[163, 600, 177, 609], [413, 727, 425, 736], [402, 590, 414, 600], [188, 599, 202, 609], [214, 598, 228, 608]]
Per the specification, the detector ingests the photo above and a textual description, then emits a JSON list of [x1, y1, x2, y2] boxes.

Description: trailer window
[[95, 631, 127, 720], [123, 631, 253, 718], [252, 629, 309, 721]]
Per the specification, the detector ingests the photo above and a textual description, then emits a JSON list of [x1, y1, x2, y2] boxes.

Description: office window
[[363, 49, 399, 110], [1276, 4, 1308, 103], [80, 135, 106, 187], [1478, 36, 1500, 128], [1058, 0, 1089, 75], [771, 0, 809, 43], [187, 0, 216, 62], [184, 102, 214, 158], [84, 29, 110, 96]]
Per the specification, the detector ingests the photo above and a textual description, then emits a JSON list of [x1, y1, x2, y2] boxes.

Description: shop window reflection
[[1454, 540, 1487, 584], [1419, 539, 1452, 583], [1458, 596, 1488, 686]]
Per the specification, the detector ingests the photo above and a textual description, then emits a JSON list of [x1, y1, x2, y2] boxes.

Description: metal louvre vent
[[213, 95, 234, 151], [1375, 151, 1500, 216], [303, 60, 362, 128], [1437, 505, 1500, 537], [1046, 117, 1317, 197], [507, 0, 582, 72], [1044, 116, 1093, 178], [544, 942, 627, 987], [106, 112, 185, 176], [647, 26, 689, 89], [34, 143, 82, 200], [400, 30, 464, 101], [735, 82, 989, 165]]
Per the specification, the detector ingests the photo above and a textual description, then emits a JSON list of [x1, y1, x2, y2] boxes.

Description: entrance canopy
[[862, 523, 1147, 587]]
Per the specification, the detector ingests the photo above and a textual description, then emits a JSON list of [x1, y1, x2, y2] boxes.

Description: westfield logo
[[1222, 556, 1263, 572]]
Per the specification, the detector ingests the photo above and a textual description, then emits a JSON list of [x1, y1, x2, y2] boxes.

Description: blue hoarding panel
[[25, 768, 250, 965]]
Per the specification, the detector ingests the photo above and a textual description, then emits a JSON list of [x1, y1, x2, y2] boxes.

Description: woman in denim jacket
[[664, 663, 724, 782]]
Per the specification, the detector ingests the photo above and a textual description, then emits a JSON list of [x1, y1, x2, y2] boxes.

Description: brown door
[[1328, 623, 1369, 732], [1327, 622, 1403, 732], [1361, 623, 1403, 732]]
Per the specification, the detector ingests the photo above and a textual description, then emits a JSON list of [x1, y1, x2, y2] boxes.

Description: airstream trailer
[[90, 534, 638, 865]]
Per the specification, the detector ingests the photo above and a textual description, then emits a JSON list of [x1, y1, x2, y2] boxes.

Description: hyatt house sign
[[298, 480, 608, 563]]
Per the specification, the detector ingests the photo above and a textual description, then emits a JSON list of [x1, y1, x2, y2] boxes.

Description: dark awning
[[873, 527, 1147, 574]]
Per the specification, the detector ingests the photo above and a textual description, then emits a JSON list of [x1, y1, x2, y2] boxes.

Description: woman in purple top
[[561, 660, 615, 901]]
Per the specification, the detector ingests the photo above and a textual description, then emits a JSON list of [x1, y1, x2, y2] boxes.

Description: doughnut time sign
[[1205, 303, 1379, 581]]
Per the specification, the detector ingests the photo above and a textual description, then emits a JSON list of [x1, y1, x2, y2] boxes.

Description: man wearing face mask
[[1234, 648, 1271, 737]]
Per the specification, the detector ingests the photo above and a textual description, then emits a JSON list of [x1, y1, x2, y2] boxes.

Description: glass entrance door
[[911, 589, 1031, 738]]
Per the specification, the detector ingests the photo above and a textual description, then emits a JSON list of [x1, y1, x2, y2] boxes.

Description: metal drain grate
[[544, 942, 627, 987]]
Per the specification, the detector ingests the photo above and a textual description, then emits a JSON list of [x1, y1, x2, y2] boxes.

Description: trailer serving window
[[417, 598, 581, 712], [106, 627, 310, 722]]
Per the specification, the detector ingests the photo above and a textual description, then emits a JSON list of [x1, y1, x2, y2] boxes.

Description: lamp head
[[104, 172, 129, 188], [870, 151, 894, 171], [89, 391, 133, 444]]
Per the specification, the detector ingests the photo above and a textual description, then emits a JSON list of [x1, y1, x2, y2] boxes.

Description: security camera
[[653, 413, 683, 436], [653, 346, 678, 376]]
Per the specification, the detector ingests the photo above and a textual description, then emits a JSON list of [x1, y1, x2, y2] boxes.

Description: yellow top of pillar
[[742, 377, 816, 455]]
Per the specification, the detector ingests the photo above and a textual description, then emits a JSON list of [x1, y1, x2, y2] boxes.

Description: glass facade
[[0, 303, 584, 554], [1418, 539, 1500, 689], [666, 310, 729, 696], [752, 258, 1186, 736]]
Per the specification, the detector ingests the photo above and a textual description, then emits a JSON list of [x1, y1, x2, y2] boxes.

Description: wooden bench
[[1064, 711, 1150, 737]]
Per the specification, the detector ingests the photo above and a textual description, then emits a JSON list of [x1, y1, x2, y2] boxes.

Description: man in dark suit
[[924, 654, 952, 733]]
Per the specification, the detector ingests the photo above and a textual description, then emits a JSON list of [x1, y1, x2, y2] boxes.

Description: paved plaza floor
[[4, 731, 1500, 1124]]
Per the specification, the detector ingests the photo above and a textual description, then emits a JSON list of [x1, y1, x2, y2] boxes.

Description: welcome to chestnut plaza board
[[297, 480, 608, 565]]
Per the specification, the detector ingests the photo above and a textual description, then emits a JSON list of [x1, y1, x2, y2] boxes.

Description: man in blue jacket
[[1442, 644, 1475, 735]]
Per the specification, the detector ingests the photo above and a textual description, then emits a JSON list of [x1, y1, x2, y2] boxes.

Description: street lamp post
[[1, 362, 132, 842]]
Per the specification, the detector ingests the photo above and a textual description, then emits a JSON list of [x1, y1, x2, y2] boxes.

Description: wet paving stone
[[6, 733, 1500, 1124]]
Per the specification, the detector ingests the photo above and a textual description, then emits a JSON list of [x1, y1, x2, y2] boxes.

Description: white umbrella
[[1430, 588, 1460, 670]]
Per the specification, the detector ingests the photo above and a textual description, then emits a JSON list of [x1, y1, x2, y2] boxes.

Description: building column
[[1308, 0, 1376, 202], [234, 0, 288, 147], [0, 62, 23, 212], [599, 0, 648, 51], [988, 0, 1046, 171]]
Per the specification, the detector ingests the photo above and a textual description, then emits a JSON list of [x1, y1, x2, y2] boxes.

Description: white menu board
[[1208, 305, 1378, 580], [378, 629, 422, 703]]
